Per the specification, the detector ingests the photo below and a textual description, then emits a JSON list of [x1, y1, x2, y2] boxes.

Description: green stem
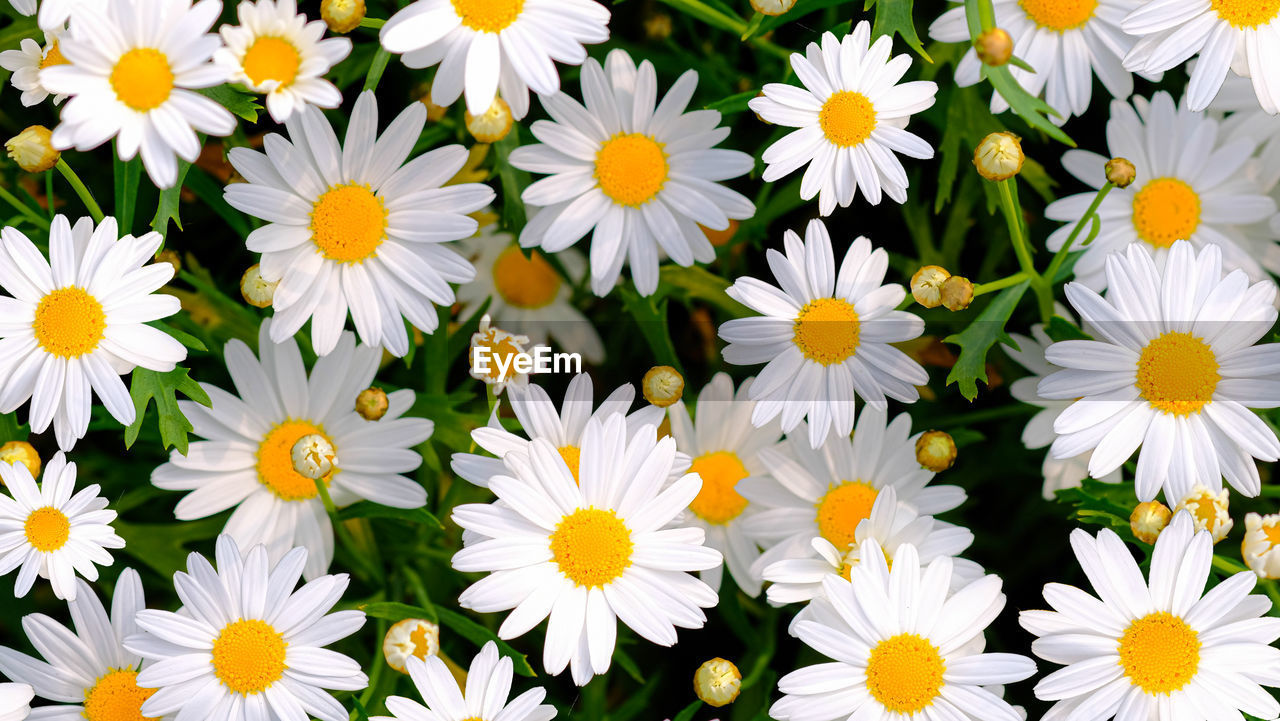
[[996, 178, 1052, 323], [56, 159, 104, 223], [313, 475, 384, 584], [44, 170, 54, 220], [0, 184, 50, 228], [1044, 181, 1114, 283], [653, 0, 790, 59], [973, 271, 1028, 297], [358, 16, 385, 28], [363, 47, 392, 92]]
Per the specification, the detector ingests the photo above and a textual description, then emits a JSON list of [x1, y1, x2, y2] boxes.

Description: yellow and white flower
[[1038, 240, 1280, 502], [451, 414, 722, 685], [375, 641, 556, 721], [1174, 483, 1233, 543], [510, 49, 754, 297], [127, 534, 368, 721], [0, 29, 69, 106], [0, 452, 123, 601], [40, 0, 236, 188], [718, 219, 928, 447], [214, 0, 353, 122], [0, 684, 30, 721], [748, 23, 937, 215], [1022, 511, 1280, 719], [469, 314, 533, 395], [11, 0, 101, 31], [1242, 511, 1280, 578], [224, 90, 494, 356], [151, 319, 434, 580], [0, 216, 185, 451]]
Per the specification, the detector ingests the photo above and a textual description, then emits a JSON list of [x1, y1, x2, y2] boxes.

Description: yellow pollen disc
[[1135, 332, 1219, 416], [1211, 0, 1280, 27], [257, 420, 333, 501], [1131, 177, 1201, 248], [594, 133, 668, 207], [688, 451, 750, 524], [793, 297, 860, 366], [450, 0, 524, 32], [33, 286, 106, 358], [474, 331, 524, 381], [1190, 496, 1218, 527], [40, 40, 69, 69], [241, 36, 302, 88], [815, 481, 878, 551], [82, 669, 158, 721], [211, 619, 287, 696], [24, 505, 70, 552], [492, 246, 561, 309], [1017, 0, 1098, 30], [310, 183, 388, 263], [557, 445, 581, 484], [409, 625, 435, 660], [818, 91, 876, 148], [1118, 612, 1200, 694], [550, 508, 633, 587], [109, 48, 174, 111], [1265, 525, 1280, 548], [865, 633, 946, 713]]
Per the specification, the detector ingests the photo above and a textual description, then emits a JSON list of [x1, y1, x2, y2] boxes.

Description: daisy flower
[[214, 0, 352, 122], [1022, 510, 1280, 719], [40, 0, 236, 188], [771, 541, 1036, 721], [748, 23, 937, 215], [510, 49, 755, 297], [1242, 511, 1280, 578], [928, 0, 1142, 124], [451, 414, 722, 685], [667, 372, 781, 597], [470, 314, 533, 395], [374, 641, 556, 721], [1038, 240, 1280, 502], [224, 90, 495, 357], [718, 218, 928, 447], [1045, 92, 1277, 290], [127, 534, 368, 721], [0, 684, 30, 721], [0, 569, 153, 720], [0, 452, 123, 601], [13, 0, 99, 31], [378, 0, 609, 119], [150, 318, 434, 580], [0, 29, 69, 107], [0, 216, 185, 450]]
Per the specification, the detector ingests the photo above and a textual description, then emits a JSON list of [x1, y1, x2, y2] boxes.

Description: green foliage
[[435, 606, 537, 677], [867, 0, 929, 59], [197, 84, 262, 122], [124, 367, 212, 454], [943, 281, 1029, 400]]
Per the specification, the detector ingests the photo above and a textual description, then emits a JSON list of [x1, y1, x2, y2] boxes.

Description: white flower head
[[0, 29, 70, 106], [470, 314, 533, 395], [374, 641, 556, 721], [0, 684, 31, 721]]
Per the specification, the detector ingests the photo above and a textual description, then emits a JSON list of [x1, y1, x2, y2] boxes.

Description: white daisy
[[0, 684, 30, 721], [1045, 92, 1277, 291], [451, 414, 722, 685], [0, 568, 153, 721], [374, 641, 556, 721], [127, 534, 368, 721], [378, 0, 609, 119], [470, 314, 533, 395], [224, 90, 495, 357], [771, 541, 1036, 721], [667, 372, 781, 597], [510, 49, 755, 297], [150, 318, 434, 580], [40, 0, 236, 188], [928, 0, 1143, 124], [0, 29, 69, 107], [1038, 240, 1280, 502], [718, 218, 928, 447], [1022, 510, 1280, 719], [747, 22, 937, 215], [14, 0, 101, 31], [214, 0, 352, 123], [0, 452, 123, 601]]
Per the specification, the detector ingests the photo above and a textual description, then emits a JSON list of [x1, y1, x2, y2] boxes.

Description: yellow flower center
[[310, 183, 388, 263], [1264, 525, 1280, 548], [1135, 332, 1219, 416], [241, 36, 301, 88], [688, 451, 750, 524], [793, 297, 860, 366], [815, 481, 878, 551], [1118, 612, 1200, 694], [1131, 178, 1201, 248], [594, 133, 668, 207], [409, 625, 435, 660], [1018, 0, 1098, 30], [40, 39, 69, 69], [1211, 0, 1280, 28], [24, 505, 70, 552], [558, 445, 581, 484], [1188, 494, 1219, 527], [492, 246, 561, 309], [256, 420, 333, 501], [473, 330, 524, 382], [451, 0, 524, 32], [109, 48, 173, 111], [211, 619, 287, 696], [82, 669, 158, 721], [33, 286, 106, 358], [865, 634, 946, 713], [550, 508, 633, 587], [819, 91, 876, 148]]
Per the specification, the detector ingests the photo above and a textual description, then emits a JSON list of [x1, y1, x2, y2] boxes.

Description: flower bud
[[240, 264, 277, 308], [1130, 501, 1171, 544], [749, 0, 796, 15], [1175, 485, 1232, 544], [321, 0, 365, 33], [417, 84, 450, 122], [694, 658, 741, 707], [291, 434, 337, 480], [915, 430, 956, 472], [382, 618, 440, 674], [356, 387, 389, 421], [1242, 512, 1280, 579], [0, 441, 40, 480], [940, 275, 974, 311], [911, 265, 950, 308], [1105, 157, 1136, 189], [974, 28, 1013, 66], [642, 365, 684, 408], [465, 96, 513, 144], [6, 125, 59, 173], [973, 132, 1023, 181]]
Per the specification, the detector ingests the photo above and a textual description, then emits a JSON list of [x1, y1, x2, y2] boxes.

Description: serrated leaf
[[337, 502, 444, 530], [151, 160, 192, 237], [866, 0, 929, 60], [943, 281, 1029, 400], [196, 85, 261, 122], [125, 367, 212, 454], [435, 606, 536, 677], [360, 600, 438, 624]]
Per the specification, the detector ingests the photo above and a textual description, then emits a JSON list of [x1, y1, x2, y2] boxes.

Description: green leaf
[[125, 367, 212, 454], [350, 698, 370, 721], [1045, 315, 1090, 342], [197, 85, 262, 123], [0, 412, 25, 443], [609, 669, 665, 721], [673, 700, 703, 721], [434, 606, 537, 677], [867, 0, 930, 60], [619, 287, 682, 372], [494, 128, 529, 236], [704, 90, 757, 115], [756, 0, 847, 35], [659, 265, 753, 318], [147, 321, 208, 352], [337, 502, 444, 530], [114, 153, 142, 235], [613, 644, 646, 684], [943, 281, 1029, 400], [113, 516, 226, 577], [359, 601, 438, 624], [151, 160, 193, 237]]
